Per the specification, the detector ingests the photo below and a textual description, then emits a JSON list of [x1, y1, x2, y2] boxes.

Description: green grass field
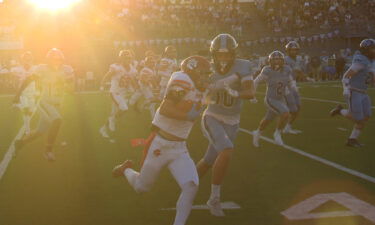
[[0, 82, 374, 225]]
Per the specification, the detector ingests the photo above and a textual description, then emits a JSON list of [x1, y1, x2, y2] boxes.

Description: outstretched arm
[[13, 75, 37, 104], [100, 68, 115, 90]]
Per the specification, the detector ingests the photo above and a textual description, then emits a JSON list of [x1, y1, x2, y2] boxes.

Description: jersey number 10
[[215, 91, 235, 107]]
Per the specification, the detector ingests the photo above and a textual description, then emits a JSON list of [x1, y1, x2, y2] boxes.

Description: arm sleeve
[[254, 69, 267, 88], [350, 63, 365, 73]]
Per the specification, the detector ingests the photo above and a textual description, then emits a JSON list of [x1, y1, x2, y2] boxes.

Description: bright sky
[[28, 0, 80, 11]]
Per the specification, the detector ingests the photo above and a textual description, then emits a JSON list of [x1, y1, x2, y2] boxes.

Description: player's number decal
[[276, 82, 284, 96], [215, 91, 235, 107]]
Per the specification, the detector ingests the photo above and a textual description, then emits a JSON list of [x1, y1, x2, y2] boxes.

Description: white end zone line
[[239, 128, 375, 185]]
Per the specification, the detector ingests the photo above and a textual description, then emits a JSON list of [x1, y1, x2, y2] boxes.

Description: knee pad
[[181, 181, 198, 194]]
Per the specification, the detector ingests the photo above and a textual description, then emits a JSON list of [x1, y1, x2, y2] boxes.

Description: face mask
[[219, 61, 228, 72]]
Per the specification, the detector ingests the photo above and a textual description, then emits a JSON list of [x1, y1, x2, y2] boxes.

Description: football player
[[12, 52, 38, 135], [14, 48, 74, 161], [283, 41, 302, 134], [112, 56, 211, 225], [330, 39, 375, 147], [196, 34, 255, 217], [157, 46, 178, 99], [253, 51, 295, 147], [99, 50, 138, 138]]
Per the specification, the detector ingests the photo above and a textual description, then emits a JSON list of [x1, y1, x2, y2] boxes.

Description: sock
[[24, 115, 31, 133], [124, 168, 139, 189], [210, 184, 221, 199], [284, 123, 291, 130], [340, 109, 349, 116], [149, 103, 156, 118], [173, 182, 198, 225], [274, 129, 281, 135], [349, 128, 361, 139]]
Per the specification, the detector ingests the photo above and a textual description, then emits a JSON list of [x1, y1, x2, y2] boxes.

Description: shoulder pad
[[261, 65, 272, 74], [169, 72, 193, 90], [283, 65, 293, 73], [233, 59, 252, 77], [353, 53, 370, 66]]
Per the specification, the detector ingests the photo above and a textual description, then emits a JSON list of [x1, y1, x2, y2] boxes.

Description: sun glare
[[28, 0, 80, 11]]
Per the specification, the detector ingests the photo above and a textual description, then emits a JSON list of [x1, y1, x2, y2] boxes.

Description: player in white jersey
[[12, 52, 38, 135], [157, 46, 178, 99], [14, 48, 74, 161], [99, 50, 138, 138], [112, 56, 211, 225], [139, 56, 159, 118]]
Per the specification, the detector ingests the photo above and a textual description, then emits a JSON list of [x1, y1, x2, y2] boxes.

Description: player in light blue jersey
[[14, 48, 74, 161], [196, 34, 255, 216], [253, 51, 295, 147], [330, 39, 375, 147], [283, 41, 302, 134]]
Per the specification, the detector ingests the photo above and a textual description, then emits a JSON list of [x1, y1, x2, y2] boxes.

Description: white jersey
[[158, 57, 178, 84], [109, 63, 137, 93], [11, 64, 38, 82], [35, 64, 74, 104], [12, 65, 38, 98], [139, 66, 157, 88], [152, 71, 204, 139]]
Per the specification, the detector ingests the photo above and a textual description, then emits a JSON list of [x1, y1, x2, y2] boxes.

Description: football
[[176, 100, 200, 113]]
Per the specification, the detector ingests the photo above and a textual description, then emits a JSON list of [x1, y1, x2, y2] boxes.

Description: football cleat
[[273, 130, 284, 146], [207, 197, 225, 217], [346, 139, 364, 148], [330, 104, 343, 117], [283, 124, 301, 134], [99, 126, 110, 138], [112, 160, 133, 177], [44, 152, 56, 162], [253, 130, 260, 147]]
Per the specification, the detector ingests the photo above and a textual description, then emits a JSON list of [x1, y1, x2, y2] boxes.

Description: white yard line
[[300, 96, 375, 109], [0, 126, 25, 181], [239, 128, 375, 185], [255, 92, 375, 109]]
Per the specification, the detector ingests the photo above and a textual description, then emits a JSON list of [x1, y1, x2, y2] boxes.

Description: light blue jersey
[[206, 59, 252, 117], [350, 53, 373, 91], [284, 56, 298, 79]]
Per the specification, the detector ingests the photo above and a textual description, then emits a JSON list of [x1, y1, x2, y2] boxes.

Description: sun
[[28, 0, 80, 11]]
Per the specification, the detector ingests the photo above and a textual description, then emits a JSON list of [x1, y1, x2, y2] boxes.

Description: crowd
[[256, 0, 375, 35], [108, 0, 252, 39], [0, 0, 374, 93]]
